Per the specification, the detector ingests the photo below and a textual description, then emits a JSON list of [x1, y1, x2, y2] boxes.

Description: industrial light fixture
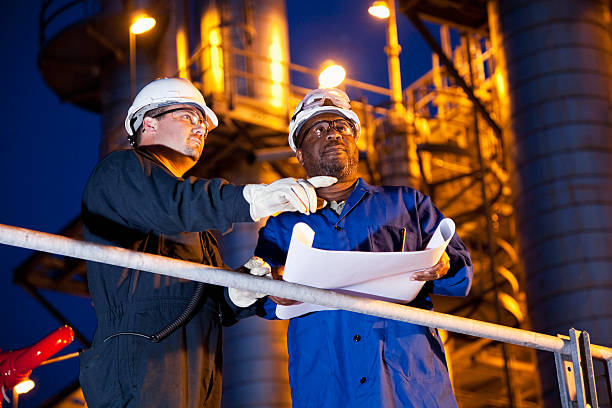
[[368, 1, 390, 19], [130, 13, 156, 34], [13, 379, 35, 395], [0, 326, 74, 401], [318, 64, 346, 88]]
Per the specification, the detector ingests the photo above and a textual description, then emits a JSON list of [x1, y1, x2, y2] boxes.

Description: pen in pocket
[[400, 227, 406, 252]]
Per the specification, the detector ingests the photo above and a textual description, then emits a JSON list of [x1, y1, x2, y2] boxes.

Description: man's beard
[[301, 145, 359, 179]]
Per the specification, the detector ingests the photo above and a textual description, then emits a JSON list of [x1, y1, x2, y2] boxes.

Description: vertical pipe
[[386, 0, 403, 114], [247, 0, 290, 112], [465, 34, 516, 408], [129, 31, 136, 99], [488, 1, 612, 406]]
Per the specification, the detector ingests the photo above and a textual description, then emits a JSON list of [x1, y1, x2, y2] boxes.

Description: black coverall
[[79, 148, 253, 407]]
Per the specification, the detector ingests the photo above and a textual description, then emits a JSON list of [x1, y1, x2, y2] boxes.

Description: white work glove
[[228, 256, 272, 307], [242, 176, 337, 221]]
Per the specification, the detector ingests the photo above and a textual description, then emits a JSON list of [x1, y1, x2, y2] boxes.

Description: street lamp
[[319, 64, 346, 88], [368, 1, 390, 19], [129, 12, 156, 98], [130, 13, 156, 34], [368, 0, 403, 114]]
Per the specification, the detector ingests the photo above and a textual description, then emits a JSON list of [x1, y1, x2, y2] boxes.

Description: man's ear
[[295, 149, 304, 166], [142, 116, 158, 133]]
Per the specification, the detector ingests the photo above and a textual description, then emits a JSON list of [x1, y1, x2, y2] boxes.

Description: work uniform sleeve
[[254, 218, 288, 269], [83, 150, 252, 236], [252, 218, 288, 319], [415, 191, 473, 297]]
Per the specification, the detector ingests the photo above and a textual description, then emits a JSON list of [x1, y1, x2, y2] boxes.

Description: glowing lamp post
[[129, 13, 156, 98], [368, 0, 403, 115], [130, 14, 156, 34], [368, 1, 390, 19], [318, 64, 346, 88]]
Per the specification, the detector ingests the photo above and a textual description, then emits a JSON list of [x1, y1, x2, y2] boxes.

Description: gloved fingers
[[243, 257, 272, 278], [305, 176, 338, 188], [269, 177, 298, 187], [243, 256, 265, 269], [228, 287, 265, 308], [287, 183, 310, 214], [297, 179, 317, 212]]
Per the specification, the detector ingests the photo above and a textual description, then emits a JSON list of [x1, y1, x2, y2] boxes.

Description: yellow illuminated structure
[[176, 28, 189, 79], [318, 64, 346, 88], [201, 9, 224, 94], [269, 30, 284, 108], [130, 14, 156, 35]]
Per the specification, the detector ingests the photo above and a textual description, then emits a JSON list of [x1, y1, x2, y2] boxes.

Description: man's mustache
[[323, 141, 347, 152]]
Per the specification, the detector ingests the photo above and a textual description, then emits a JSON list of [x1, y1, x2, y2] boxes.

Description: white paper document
[[275, 218, 456, 319]]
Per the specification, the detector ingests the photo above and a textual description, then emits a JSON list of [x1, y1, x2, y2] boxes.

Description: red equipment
[[0, 325, 74, 405]]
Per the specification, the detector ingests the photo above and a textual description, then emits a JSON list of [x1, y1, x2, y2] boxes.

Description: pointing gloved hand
[[228, 256, 272, 307], [243, 176, 337, 221]]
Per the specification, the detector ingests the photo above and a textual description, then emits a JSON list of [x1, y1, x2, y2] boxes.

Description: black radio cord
[[103, 282, 206, 343]]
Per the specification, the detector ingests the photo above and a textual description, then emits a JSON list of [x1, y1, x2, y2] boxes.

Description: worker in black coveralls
[[79, 77, 335, 407]]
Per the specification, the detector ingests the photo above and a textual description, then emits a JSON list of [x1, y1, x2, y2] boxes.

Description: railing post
[[605, 357, 612, 404], [554, 338, 576, 408], [569, 328, 599, 408]]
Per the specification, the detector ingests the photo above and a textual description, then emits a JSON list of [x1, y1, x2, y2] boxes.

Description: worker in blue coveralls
[[243, 88, 473, 407], [79, 78, 335, 408]]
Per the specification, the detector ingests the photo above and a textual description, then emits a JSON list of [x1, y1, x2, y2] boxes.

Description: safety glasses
[[291, 89, 352, 120], [153, 107, 208, 131], [298, 119, 355, 148]]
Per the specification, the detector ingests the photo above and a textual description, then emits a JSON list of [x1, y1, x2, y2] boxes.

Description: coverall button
[[353, 334, 361, 342], [360, 376, 366, 384], [334, 225, 341, 231]]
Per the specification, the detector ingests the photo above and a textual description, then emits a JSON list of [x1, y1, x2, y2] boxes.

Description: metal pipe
[[465, 34, 516, 407], [1, 223, 611, 362], [385, 0, 404, 113]]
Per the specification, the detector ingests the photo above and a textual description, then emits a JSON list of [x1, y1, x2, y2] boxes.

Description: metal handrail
[[1, 223, 611, 363]]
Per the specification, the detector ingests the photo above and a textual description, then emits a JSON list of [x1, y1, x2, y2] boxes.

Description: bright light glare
[[14, 379, 35, 395], [318, 65, 346, 88], [130, 15, 156, 34], [269, 36, 284, 108], [368, 1, 390, 19]]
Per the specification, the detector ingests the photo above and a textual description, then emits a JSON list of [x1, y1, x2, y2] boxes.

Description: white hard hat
[[288, 88, 361, 151], [124, 77, 218, 137]]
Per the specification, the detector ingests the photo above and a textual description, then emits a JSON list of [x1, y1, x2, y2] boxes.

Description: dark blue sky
[[0, 1, 438, 405]]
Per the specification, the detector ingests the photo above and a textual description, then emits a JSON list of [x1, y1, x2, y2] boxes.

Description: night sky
[[0, 1, 439, 405]]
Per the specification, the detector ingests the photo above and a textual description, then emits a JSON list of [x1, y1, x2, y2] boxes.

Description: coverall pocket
[[79, 342, 121, 408], [367, 224, 418, 252], [382, 325, 436, 381]]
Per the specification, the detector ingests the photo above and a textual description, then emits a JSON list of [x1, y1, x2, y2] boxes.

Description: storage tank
[[488, 1, 612, 406]]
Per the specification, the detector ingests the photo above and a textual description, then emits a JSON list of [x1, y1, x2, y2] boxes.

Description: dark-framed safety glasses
[[298, 118, 355, 148], [152, 107, 209, 131]]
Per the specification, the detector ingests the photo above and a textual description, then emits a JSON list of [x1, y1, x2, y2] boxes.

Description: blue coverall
[[80, 148, 253, 408], [255, 178, 473, 408]]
